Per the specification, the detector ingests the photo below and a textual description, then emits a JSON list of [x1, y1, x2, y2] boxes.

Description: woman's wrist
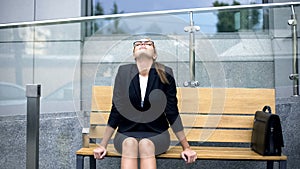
[[181, 141, 191, 150], [97, 143, 107, 148], [183, 145, 191, 151]]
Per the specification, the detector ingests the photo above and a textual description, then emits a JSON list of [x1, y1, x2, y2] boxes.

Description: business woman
[[93, 38, 197, 169]]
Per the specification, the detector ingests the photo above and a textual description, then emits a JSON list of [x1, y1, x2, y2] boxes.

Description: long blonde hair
[[154, 61, 169, 84]]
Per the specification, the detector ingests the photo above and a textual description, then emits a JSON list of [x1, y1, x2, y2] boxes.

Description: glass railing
[[0, 2, 299, 124]]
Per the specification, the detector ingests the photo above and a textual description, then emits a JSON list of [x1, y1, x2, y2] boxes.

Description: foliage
[[93, 2, 125, 34], [213, 1, 260, 32], [94, 2, 104, 15]]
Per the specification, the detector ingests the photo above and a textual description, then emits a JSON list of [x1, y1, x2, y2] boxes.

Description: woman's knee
[[139, 139, 155, 157], [122, 137, 138, 157]]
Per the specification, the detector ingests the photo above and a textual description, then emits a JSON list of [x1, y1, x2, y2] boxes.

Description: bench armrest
[[82, 128, 90, 148]]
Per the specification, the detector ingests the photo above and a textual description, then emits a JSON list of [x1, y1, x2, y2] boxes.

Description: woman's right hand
[[93, 145, 107, 160]]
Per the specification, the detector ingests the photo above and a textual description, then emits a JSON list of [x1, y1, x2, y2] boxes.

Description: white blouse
[[139, 75, 148, 107]]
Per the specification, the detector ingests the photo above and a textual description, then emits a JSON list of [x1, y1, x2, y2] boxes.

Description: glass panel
[[1, 3, 299, 168], [0, 27, 34, 115], [0, 3, 299, 121]]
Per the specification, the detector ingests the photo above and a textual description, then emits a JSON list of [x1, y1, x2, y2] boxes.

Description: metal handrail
[[0, 2, 300, 28]]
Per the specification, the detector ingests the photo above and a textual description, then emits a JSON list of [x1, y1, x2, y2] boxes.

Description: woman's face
[[133, 39, 156, 60]]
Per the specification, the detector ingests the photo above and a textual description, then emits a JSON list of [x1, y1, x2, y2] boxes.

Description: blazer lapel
[[145, 67, 158, 98], [130, 64, 141, 101]]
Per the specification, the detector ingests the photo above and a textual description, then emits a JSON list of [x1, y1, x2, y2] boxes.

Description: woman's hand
[[93, 145, 107, 160], [181, 148, 197, 164]]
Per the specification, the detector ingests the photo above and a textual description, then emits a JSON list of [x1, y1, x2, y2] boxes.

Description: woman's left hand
[[181, 148, 197, 164]]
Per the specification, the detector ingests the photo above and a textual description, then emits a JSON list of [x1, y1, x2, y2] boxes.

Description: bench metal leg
[[76, 155, 84, 169], [89, 156, 96, 169], [279, 160, 287, 169], [267, 161, 274, 169]]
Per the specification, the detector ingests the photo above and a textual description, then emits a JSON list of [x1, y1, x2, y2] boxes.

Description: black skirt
[[113, 130, 171, 156]]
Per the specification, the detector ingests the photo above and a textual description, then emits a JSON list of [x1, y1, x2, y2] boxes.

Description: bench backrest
[[89, 86, 275, 144]]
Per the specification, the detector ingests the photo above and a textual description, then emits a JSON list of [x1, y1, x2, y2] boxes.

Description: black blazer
[[107, 63, 183, 134]]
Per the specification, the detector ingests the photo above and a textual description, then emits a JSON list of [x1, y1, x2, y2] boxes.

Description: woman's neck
[[136, 58, 153, 77]]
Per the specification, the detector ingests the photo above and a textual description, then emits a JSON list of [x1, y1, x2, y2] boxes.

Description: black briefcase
[[251, 106, 284, 156]]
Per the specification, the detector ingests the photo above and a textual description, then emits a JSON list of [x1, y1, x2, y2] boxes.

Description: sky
[[95, 0, 263, 34], [97, 0, 262, 14]]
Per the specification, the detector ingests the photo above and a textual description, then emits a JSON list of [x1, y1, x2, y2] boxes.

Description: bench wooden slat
[[91, 86, 113, 111], [159, 146, 287, 160], [89, 126, 252, 143], [76, 144, 287, 161], [171, 128, 252, 143], [90, 112, 109, 124], [177, 88, 275, 114], [180, 114, 254, 128], [90, 113, 254, 128], [91, 86, 275, 114]]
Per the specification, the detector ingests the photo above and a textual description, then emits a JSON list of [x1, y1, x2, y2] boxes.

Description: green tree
[[94, 1, 104, 15], [93, 1, 125, 34], [239, 3, 260, 30], [93, 1, 104, 33], [110, 2, 125, 34], [213, 1, 260, 32], [213, 1, 237, 32]]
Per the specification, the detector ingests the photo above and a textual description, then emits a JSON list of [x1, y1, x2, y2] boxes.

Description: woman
[[93, 38, 197, 169]]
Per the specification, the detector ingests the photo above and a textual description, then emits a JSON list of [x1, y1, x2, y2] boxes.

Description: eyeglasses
[[133, 41, 154, 47]]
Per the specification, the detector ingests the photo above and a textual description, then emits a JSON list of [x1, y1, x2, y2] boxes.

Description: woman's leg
[[121, 137, 139, 169], [139, 138, 156, 169]]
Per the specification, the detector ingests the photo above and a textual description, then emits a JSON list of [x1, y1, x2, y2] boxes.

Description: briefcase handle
[[262, 105, 272, 114]]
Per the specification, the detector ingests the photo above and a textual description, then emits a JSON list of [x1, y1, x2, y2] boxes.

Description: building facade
[[0, 0, 299, 168]]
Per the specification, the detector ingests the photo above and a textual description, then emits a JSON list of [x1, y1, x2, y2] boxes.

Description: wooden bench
[[76, 86, 287, 169]]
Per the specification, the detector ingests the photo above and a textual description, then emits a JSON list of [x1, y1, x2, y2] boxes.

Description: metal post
[[26, 84, 41, 169], [184, 11, 200, 87], [189, 12, 196, 82], [288, 5, 299, 96]]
